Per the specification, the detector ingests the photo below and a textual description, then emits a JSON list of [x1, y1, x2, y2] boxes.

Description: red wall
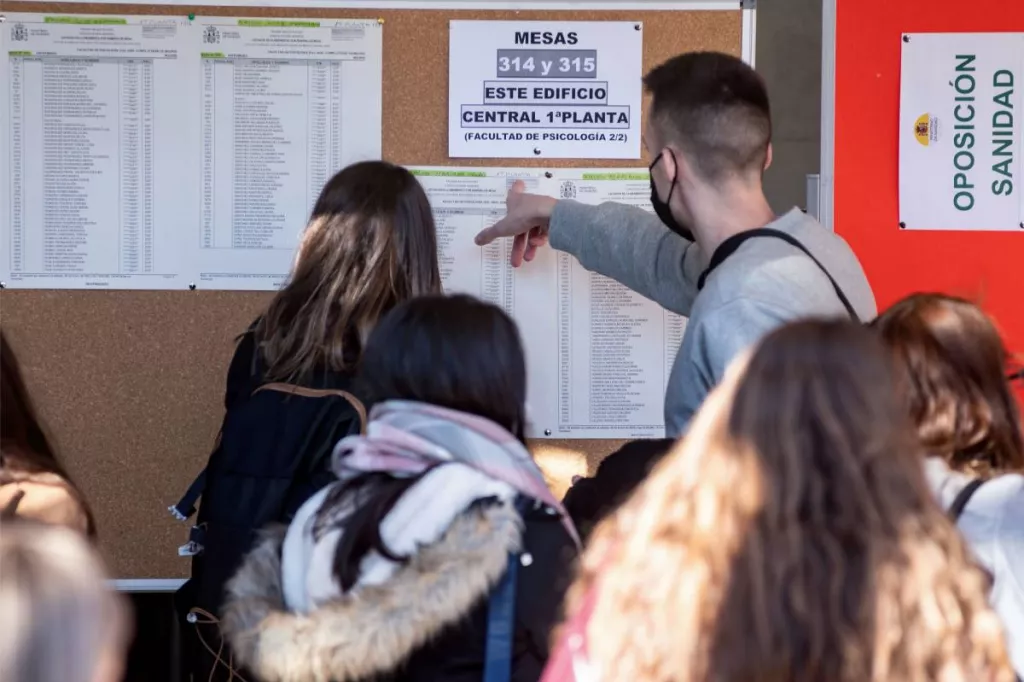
[[834, 0, 1024, 365]]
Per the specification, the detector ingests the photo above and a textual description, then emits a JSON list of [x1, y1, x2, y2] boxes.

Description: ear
[[662, 146, 682, 182], [764, 143, 774, 172]]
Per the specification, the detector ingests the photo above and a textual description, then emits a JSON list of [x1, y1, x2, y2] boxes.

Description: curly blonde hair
[[570, 320, 1014, 682]]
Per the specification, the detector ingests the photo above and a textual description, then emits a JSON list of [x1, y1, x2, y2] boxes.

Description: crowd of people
[[1, 50, 1022, 682]]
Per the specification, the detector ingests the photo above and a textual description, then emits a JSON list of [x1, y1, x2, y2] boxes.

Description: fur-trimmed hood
[[221, 501, 523, 682]]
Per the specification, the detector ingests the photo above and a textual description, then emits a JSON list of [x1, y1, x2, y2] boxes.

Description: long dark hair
[[256, 161, 442, 382], [318, 295, 529, 592], [1, 331, 96, 536], [872, 293, 1024, 476]]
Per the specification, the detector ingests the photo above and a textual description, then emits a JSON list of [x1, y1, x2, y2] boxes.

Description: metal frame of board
[[819, 0, 837, 230], [1, 1, 756, 66], [22, 0, 753, 10], [111, 579, 188, 592], [8, 0, 754, 592]]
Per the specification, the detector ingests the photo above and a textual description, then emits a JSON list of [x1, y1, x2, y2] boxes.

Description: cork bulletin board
[[0, 2, 742, 578]]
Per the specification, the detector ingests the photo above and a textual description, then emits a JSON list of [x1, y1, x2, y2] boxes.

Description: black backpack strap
[[255, 383, 367, 434], [948, 479, 985, 522], [697, 228, 861, 323], [170, 469, 207, 521], [169, 384, 366, 524], [255, 383, 368, 517]]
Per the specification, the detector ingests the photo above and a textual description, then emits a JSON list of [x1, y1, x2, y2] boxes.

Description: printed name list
[[448, 21, 642, 159]]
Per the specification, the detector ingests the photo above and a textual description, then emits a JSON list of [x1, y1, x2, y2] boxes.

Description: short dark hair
[[643, 51, 772, 182], [360, 294, 528, 441]]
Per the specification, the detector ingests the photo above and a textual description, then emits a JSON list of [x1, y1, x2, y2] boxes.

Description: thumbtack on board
[[634, 24, 641, 31], [377, 17, 384, 25], [189, 282, 196, 290], [0, 282, 6, 289], [544, 172, 553, 179], [899, 222, 907, 229], [533, 148, 542, 156], [187, 13, 195, 21], [544, 429, 552, 436]]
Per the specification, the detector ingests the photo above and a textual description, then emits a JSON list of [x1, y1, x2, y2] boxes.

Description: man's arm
[[549, 200, 703, 316], [474, 182, 704, 317]]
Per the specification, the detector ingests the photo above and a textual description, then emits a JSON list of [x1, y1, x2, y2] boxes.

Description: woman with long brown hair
[[175, 160, 442, 681], [544, 320, 1015, 682], [874, 293, 1024, 675], [1, 330, 95, 535]]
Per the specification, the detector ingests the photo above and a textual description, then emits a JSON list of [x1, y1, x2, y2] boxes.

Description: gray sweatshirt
[[549, 202, 877, 436]]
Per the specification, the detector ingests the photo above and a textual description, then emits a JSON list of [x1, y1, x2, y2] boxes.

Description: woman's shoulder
[[984, 472, 1024, 541], [0, 470, 90, 534], [947, 469, 1024, 579], [968, 471, 1024, 527]]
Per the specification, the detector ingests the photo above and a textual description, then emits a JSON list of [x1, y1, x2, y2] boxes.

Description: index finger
[[508, 179, 526, 206], [475, 216, 521, 246]]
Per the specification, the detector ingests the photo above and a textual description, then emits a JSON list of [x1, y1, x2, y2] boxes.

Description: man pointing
[[475, 52, 876, 436]]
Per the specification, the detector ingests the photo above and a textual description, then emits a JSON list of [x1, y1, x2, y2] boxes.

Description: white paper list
[[1, 14, 196, 289], [411, 168, 559, 440], [410, 167, 687, 439], [192, 18, 383, 290], [551, 170, 687, 438]]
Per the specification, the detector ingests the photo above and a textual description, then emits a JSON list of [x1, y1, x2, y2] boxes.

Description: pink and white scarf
[[331, 400, 580, 548]]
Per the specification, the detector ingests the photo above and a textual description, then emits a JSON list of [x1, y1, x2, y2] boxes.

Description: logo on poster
[[913, 113, 941, 146]]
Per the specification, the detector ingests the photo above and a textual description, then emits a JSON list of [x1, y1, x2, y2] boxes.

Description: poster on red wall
[[899, 33, 1024, 230]]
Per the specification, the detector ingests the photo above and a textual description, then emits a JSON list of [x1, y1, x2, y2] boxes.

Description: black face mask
[[649, 150, 694, 242]]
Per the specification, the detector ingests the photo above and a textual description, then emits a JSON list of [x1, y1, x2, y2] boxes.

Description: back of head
[[873, 293, 1024, 476], [577, 319, 1012, 682], [0, 520, 129, 682], [257, 161, 441, 382], [360, 294, 527, 440], [643, 51, 771, 183]]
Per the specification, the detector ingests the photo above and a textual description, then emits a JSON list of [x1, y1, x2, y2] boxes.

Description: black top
[[178, 324, 364, 682], [562, 439, 675, 544]]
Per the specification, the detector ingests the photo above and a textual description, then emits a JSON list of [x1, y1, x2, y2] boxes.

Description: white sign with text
[[899, 33, 1024, 230], [448, 21, 643, 159]]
